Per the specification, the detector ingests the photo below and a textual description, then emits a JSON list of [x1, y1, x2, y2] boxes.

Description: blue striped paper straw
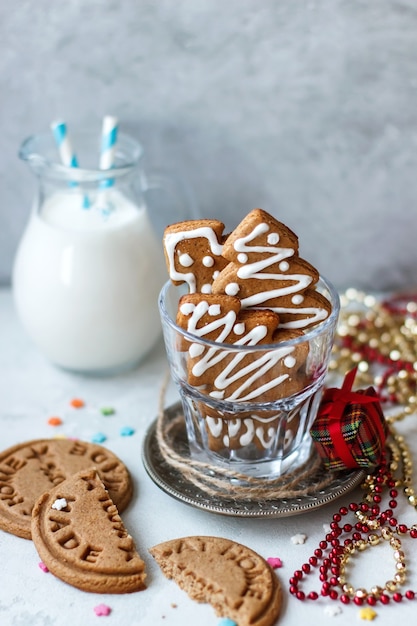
[[50, 120, 90, 208], [99, 115, 118, 189], [51, 120, 79, 168]]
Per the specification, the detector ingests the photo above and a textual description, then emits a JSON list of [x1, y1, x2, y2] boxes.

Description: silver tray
[[142, 403, 365, 518]]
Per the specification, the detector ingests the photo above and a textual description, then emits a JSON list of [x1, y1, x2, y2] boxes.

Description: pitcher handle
[[139, 169, 198, 235]]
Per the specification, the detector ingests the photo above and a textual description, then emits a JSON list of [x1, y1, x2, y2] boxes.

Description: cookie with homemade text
[[163, 219, 228, 294], [0, 438, 133, 539], [149, 535, 282, 626], [31, 468, 146, 594], [212, 208, 332, 329]]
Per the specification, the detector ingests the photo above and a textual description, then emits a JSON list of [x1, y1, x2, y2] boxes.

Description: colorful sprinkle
[[218, 619, 237, 626], [70, 398, 85, 409], [324, 605, 342, 617], [267, 557, 283, 569], [359, 607, 377, 621], [38, 562, 49, 573], [100, 407, 115, 416], [94, 604, 112, 617], [91, 432, 107, 444], [51, 498, 68, 511], [291, 533, 307, 545], [47, 416, 63, 426], [120, 426, 135, 437]]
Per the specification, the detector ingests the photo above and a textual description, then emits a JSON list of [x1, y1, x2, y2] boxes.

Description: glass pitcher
[[13, 129, 193, 375]]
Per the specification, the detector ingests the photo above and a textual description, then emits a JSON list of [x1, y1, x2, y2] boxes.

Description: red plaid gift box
[[310, 369, 387, 471]]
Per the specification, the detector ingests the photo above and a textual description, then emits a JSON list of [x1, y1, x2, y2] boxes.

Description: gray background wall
[[1, 0, 417, 291]]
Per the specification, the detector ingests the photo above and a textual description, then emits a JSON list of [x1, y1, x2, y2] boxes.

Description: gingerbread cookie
[[150, 536, 282, 626], [177, 293, 307, 402], [163, 219, 228, 294], [212, 208, 332, 329], [0, 439, 132, 539], [31, 468, 146, 594], [176, 293, 308, 452]]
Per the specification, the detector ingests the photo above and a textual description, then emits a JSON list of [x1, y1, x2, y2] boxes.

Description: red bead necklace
[[291, 290, 417, 607], [290, 433, 417, 605]]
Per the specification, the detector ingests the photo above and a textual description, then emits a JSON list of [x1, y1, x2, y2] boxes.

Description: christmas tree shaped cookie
[[212, 209, 331, 329]]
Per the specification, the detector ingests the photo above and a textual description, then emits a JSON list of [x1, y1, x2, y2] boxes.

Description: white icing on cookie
[[267, 233, 279, 245], [292, 294, 304, 305], [201, 283, 212, 294], [255, 426, 275, 448], [227, 419, 242, 438], [182, 301, 295, 402], [231, 222, 328, 327], [178, 253, 194, 267], [205, 413, 284, 449], [164, 226, 223, 293], [206, 416, 223, 437], [239, 418, 255, 446], [180, 302, 196, 315], [284, 355, 296, 368], [189, 343, 205, 358], [203, 255, 214, 267], [225, 283, 240, 296]]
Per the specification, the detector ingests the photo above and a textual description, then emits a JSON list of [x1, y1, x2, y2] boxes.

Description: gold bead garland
[[290, 288, 417, 607], [329, 288, 417, 419]]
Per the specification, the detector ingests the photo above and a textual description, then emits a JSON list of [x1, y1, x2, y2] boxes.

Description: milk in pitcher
[[13, 188, 165, 373]]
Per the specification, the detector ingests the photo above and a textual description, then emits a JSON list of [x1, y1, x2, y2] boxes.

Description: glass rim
[[18, 130, 143, 182], [159, 275, 340, 353]]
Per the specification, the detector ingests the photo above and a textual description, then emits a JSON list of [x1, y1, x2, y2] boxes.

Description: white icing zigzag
[[181, 300, 296, 402], [228, 222, 328, 329], [164, 227, 223, 293]]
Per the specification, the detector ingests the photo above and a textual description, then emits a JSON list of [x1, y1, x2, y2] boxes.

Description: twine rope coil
[[156, 371, 338, 501]]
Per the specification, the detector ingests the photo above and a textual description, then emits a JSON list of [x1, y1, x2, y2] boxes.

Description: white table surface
[[1, 287, 417, 626]]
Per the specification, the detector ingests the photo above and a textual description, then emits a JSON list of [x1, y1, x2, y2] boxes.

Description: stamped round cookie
[[32, 468, 146, 594], [150, 535, 282, 626], [0, 439, 133, 539]]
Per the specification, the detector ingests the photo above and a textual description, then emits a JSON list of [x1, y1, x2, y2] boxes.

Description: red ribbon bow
[[318, 368, 386, 468]]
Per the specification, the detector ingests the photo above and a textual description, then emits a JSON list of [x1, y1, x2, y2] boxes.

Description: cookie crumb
[[290, 533, 307, 545], [171, 603, 177, 609], [94, 604, 112, 617]]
